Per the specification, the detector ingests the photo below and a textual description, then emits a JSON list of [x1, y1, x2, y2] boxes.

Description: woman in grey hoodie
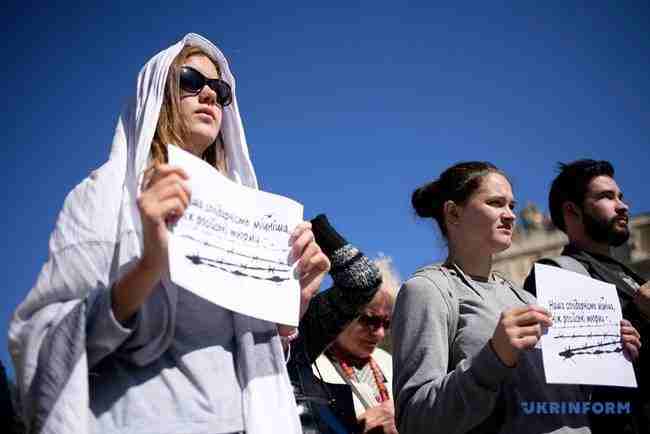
[[391, 161, 641, 434]]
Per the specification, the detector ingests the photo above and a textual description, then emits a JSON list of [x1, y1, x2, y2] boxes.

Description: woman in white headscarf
[[9, 33, 329, 434]]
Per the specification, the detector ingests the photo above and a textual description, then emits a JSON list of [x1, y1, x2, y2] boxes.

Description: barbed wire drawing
[[186, 253, 291, 283], [558, 340, 623, 360]]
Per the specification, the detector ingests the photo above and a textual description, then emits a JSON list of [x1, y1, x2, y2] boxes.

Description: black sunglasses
[[357, 314, 391, 331], [179, 66, 232, 107]]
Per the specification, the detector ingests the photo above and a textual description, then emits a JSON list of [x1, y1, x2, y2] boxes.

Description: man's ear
[[563, 201, 582, 222]]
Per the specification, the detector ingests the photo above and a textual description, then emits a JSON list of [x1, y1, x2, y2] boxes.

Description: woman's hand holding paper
[[490, 305, 553, 367], [620, 319, 641, 361], [290, 222, 331, 318], [111, 164, 191, 324], [138, 164, 192, 276]]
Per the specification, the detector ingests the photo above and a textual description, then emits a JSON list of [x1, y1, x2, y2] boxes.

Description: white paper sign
[[167, 145, 303, 326], [535, 263, 637, 387]]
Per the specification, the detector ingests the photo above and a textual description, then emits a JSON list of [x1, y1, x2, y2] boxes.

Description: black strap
[[563, 247, 643, 299]]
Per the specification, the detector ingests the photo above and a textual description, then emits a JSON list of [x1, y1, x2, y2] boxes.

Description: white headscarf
[[9, 33, 300, 434]]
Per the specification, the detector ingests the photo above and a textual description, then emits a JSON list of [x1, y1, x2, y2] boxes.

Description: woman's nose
[[503, 207, 516, 221], [371, 325, 386, 340], [198, 84, 217, 105]]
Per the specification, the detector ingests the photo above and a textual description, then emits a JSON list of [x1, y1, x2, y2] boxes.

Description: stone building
[[494, 203, 650, 286]]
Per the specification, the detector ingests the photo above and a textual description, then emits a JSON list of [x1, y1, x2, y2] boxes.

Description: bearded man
[[525, 159, 650, 434]]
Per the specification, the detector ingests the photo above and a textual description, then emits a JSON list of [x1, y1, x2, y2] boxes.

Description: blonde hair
[[374, 255, 401, 303], [150, 45, 228, 173]]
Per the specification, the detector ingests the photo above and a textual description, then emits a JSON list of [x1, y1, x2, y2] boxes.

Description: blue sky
[[2, 2, 648, 375]]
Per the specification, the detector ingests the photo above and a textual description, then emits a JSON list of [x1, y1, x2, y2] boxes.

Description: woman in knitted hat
[[286, 214, 386, 434], [10, 33, 329, 434], [312, 257, 399, 434]]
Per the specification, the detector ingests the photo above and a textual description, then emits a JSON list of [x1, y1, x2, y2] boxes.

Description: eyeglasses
[[357, 314, 391, 331], [179, 66, 233, 107]]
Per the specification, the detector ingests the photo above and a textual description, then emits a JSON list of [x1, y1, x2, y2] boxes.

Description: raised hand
[[289, 222, 330, 318], [620, 319, 641, 362], [138, 164, 191, 276], [111, 164, 191, 324], [490, 305, 552, 367], [277, 222, 330, 338]]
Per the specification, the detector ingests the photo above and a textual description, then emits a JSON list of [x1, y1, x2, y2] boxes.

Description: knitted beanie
[[310, 214, 382, 291]]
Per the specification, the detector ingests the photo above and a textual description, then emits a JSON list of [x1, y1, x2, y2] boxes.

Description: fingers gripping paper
[[535, 263, 637, 387], [167, 145, 303, 326]]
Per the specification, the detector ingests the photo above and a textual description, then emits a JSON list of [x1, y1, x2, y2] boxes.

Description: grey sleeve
[[86, 281, 176, 368], [85, 289, 138, 367], [392, 276, 513, 434]]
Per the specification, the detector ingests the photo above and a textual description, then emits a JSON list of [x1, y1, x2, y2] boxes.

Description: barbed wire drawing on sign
[[558, 340, 623, 361], [186, 253, 291, 283]]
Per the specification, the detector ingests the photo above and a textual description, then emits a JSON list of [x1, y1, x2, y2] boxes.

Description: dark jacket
[[1, 360, 23, 434]]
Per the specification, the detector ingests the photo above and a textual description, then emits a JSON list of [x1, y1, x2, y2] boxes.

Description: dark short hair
[[548, 159, 615, 232], [411, 161, 507, 237]]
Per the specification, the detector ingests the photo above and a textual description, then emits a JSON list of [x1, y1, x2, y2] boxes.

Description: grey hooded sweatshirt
[[392, 264, 591, 434]]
